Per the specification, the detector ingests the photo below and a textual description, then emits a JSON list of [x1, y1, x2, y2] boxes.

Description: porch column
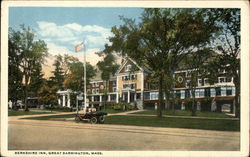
[[67, 93, 70, 108], [122, 93, 125, 101], [108, 94, 111, 102], [211, 101, 216, 112], [197, 101, 201, 111], [128, 91, 130, 103], [181, 102, 185, 110], [58, 97, 61, 106], [62, 94, 65, 107], [91, 96, 94, 102], [100, 95, 102, 102], [116, 92, 119, 103]]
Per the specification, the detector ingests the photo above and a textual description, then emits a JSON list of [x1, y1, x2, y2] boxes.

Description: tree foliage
[[63, 58, 96, 92], [96, 52, 119, 109], [105, 8, 219, 117], [8, 25, 48, 110], [211, 9, 240, 118]]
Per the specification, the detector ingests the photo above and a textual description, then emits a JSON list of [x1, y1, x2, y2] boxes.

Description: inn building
[[86, 58, 236, 113]]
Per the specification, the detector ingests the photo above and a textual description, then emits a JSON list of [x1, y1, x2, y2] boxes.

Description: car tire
[[75, 116, 81, 123], [90, 117, 97, 124], [98, 116, 105, 124]]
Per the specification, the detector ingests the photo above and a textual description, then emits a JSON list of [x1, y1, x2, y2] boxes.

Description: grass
[[131, 110, 234, 118], [104, 115, 240, 131], [8, 110, 56, 116], [22, 114, 76, 120], [98, 109, 128, 114], [22, 111, 239, 131]]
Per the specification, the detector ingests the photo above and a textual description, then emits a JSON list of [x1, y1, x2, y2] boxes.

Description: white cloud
[[37, 21, 114, 78], [36, 21, 112, 48]]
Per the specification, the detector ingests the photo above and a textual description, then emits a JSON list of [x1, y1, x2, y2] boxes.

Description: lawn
[[104, 115, 240, 131], [131, 110, 234, 118], [98, 109, 128, 114], [22, 114, 76, 120], [8, 110, 56, 116]]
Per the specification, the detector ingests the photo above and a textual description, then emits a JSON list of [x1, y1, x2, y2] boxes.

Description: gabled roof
[[115, 57, 144, 75]]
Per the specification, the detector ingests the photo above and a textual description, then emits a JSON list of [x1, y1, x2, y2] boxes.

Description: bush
[[112, 102, 136, 111], [45, 105, 72, 112]]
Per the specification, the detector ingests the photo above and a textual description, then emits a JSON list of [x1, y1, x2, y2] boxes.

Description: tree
[[50, 54, 65, 90], [97, 52, 119, 110], [214, 9, 240, 118], [8, 25, 48, 111], [38, 84, 58, 106], [8, 28, 23, 103], [63, 60, 96, 92], [105, 8, 219, 117], [28, 64, 46, 97], [183, 49, 215, 116]]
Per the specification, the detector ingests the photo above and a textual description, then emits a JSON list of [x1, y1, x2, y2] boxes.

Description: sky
[[9, 7, 143, 77]]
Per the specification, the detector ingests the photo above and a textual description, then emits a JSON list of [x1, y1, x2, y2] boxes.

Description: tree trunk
[[191, 89, 196, 116], [157, 73, 164, 117], [234, 82, 240, 118], [104, 80, 109, 111], [23, 72, 29, 111], [233, 71, 240, 118]]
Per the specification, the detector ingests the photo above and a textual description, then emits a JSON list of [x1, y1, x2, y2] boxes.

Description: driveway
[[8, 112, 240, 151]]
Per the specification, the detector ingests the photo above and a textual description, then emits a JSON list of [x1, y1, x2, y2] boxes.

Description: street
[[8, 114, 240, 151]]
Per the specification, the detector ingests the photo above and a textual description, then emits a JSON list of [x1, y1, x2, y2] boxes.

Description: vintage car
[[75, 110, 108, 124]]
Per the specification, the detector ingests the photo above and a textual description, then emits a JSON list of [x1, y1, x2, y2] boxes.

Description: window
[[150, 92, 159, 100], [123, 84, 129, 89], [130, 83, 136, 89], [175, 90, 181, 98], [232, 87, 236, 95], [185, 80, 191, 88], [144, 92, 150, 100], [110, 94, 116, 101], [221, 87, 227, 96], [204, 78, 209, 86], [210, 88, 216, 97], [96, 89, 99, 94], [181, 90, 185, 99], [226, 87, 232, 96], [92, 89, 96, 94], [226, 77, 232, 82], [218, 69, 225, 73], [87, 89, 91, 94], [136, 93, 141, 99], [123, 75, 129, 81], [205, 88, 210, 97], [198, 89, 205, 98], [186, 71, 191, 77], [216, 87, 221, 96], [130, 74, 136, 80], [112, 87, 116, 92], [197, 79, 203, 86], [185, 89, 190, 98], [125, 64, 132, 72], [112, 81, 116, 85], [94, 96, 100, 101], [218, 77, 226, 83]]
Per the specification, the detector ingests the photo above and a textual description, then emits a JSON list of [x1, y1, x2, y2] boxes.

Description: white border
[[1, 1, 249, 157]]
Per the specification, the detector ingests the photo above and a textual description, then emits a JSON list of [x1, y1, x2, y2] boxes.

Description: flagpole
[[83, 41, 87, 114]]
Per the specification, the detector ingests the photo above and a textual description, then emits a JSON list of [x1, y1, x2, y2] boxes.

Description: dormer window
[[125, 64, 132, 72]]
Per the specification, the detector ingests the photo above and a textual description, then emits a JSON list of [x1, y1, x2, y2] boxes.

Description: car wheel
[[98, 116, 105, 124], [90, 117, 97, 124], [75, 116, 80, 123]]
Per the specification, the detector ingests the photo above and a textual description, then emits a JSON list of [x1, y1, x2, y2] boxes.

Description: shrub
[[46, 105, 72, 112], [112, 103, 123, 110]]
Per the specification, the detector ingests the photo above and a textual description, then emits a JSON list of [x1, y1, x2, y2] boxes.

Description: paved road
[[8, 114, 240, 151]]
